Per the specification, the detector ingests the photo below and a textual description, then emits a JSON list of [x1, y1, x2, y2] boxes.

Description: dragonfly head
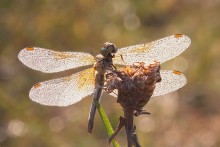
[[101, 42, 117, 57]]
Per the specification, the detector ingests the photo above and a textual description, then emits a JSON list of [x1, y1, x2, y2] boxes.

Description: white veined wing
[[18, 47, 95, 73], [29, 68, 95, 106], [113, 34, 191, 65], [152, 70, 187, 97]]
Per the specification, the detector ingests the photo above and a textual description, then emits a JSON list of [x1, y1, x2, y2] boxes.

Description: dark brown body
[[88, 54, 115, 133]]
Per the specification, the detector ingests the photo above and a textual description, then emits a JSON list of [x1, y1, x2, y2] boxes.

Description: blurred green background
[[1, 0, 220, 147]]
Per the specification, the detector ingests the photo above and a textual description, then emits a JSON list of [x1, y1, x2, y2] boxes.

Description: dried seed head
[[105, 62, 161, 110]]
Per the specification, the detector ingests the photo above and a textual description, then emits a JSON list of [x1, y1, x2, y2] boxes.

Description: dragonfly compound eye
[[107, 44, 117, 53], [101, 47, 109, 57], [101, 42, 117, 57]]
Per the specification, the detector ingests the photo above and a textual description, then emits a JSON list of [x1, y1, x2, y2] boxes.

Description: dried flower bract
[[105, 62, 161, 147], [105, 61, 161, 111]]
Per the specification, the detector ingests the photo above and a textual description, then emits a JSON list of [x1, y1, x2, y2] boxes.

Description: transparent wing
[[152, 70, 187, 97], [113, 34, 191, 65], [108, 70, 187, 98], [18, 47, 95, 73], [29, 68, 95, 106]]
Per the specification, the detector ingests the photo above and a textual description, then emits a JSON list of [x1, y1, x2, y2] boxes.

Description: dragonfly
[[18, 34, 191, 133]]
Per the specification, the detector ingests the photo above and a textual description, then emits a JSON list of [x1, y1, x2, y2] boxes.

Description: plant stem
[[124, 109, 134, 147], [124, 109, 141, 147], [95, 101, 120, 147]]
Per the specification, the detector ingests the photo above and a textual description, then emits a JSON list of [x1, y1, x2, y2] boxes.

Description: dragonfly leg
[[109, 116, 126, 144], [120, 54, 126, 64], [134, 109, 151, 117]]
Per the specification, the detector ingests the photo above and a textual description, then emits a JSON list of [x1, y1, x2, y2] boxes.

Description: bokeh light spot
[[49, 116, 65, 133], [123, 14, 140, 31], [138, 117, 155, 133], [7, 119, 28, 137]]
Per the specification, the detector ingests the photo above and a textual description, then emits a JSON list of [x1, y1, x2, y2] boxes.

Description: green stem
[[95, 101, 120, 147]]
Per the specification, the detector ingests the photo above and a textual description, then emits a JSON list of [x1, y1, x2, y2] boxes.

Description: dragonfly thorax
[[94, 54, 114, 72], [101, 42, 117, 57]]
